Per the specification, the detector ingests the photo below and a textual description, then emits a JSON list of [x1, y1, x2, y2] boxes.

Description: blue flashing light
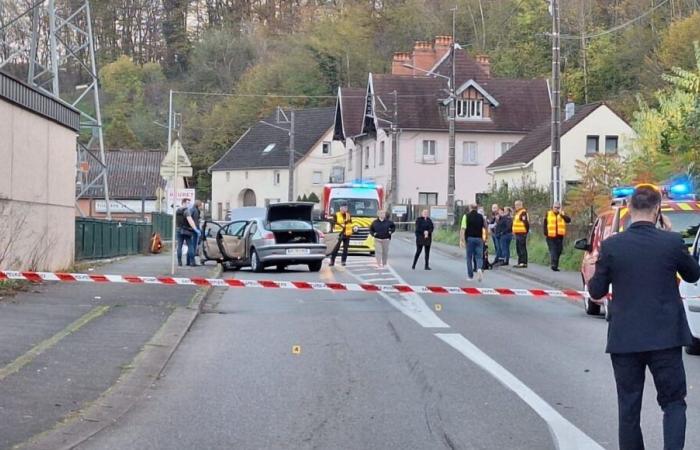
[[612, 186, 635, 198], [669, 182, 691, 196]]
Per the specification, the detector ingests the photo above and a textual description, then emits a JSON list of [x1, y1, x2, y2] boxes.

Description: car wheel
[[250, 249, 264, 273], [308, 261, 322, 272], [583, 284, 601, 316], [686, 337, 700, 355]]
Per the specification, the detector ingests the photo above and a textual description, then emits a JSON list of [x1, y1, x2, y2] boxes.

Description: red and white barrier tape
[[0, 270, 585, 298]]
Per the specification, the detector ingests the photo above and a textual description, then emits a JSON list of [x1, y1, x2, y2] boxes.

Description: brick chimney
[[475, 54, 491, 78], [391, 52, 412, 75], [434, 35, 453, 55]]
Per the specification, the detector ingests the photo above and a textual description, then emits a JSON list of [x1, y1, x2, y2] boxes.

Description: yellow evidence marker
[[292, 345, 302, 355], [434, 303, 442, 312]]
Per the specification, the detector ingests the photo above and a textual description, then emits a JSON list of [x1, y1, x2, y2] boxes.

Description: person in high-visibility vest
[[512, 200, 530, 268], [330, 203, 353, 267], [543, 201, 572, 272]]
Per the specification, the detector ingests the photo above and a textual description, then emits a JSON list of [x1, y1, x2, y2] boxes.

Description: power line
[[560, 0, 670, 40]]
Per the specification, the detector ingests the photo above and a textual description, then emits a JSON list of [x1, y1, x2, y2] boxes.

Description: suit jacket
[[589, 221, 700, 353]]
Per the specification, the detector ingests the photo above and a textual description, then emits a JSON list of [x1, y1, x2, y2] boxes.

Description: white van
[[678, 229, 700, 354]]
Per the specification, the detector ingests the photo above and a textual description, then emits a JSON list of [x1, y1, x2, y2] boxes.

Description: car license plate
[[286, 248, 310, 256]]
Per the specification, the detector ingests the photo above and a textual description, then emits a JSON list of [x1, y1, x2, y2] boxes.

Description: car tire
[[686, 337, 700, 355], [308, 261, 322, 272], [583, 284, 601, 316], [250, 249, 264, 273]]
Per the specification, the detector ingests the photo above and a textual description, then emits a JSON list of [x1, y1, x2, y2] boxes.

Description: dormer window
[[456, 99, 483, 119]]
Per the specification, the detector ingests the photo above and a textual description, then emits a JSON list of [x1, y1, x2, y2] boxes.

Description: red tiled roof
[[84, 150, 167, 199], [337, 87, 366, 138]]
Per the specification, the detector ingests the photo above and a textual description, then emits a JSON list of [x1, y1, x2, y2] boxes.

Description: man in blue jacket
[[589, 185, 700, 450]]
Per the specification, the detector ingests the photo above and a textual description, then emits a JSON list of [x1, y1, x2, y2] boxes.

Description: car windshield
[[330, 198, 379, 217], [664, 211, 700, 245], [268, 220, 313, 231]]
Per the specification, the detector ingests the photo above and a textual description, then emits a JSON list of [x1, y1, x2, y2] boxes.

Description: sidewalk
[[394, 232, 581, 291], [0, 253, 219, 450]]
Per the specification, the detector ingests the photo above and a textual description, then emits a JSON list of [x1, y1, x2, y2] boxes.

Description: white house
[[209, 107, 345, 220], [486, 102, 635, 191], [333, 37, 551, 207]]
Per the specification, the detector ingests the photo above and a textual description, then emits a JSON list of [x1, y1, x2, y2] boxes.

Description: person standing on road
[[460, 204, 487, 281], [370, 210, 395, 268], [512, 200, 529, 268], [543, 201, 571, 272], [488, 204, 501, 264], [175, 198, 191, 267], [412, 209, 433, 270], [184, 200, 202, 267], [588, 185, 700, 450], [330, 203, 353, 267], [496, 207, 513, 266]]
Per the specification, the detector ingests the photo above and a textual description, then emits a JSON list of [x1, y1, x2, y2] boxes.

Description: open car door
[[314, 220, 338, 256], [219, 221, 249, 261], [201, 221, 224, 261]]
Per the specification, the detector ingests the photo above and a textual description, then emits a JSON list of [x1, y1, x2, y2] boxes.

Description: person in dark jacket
[[369, 210, 396, 268], [412, 209, 434, 270], [588, 185, 700, 450], [495, 207, 513, 266]]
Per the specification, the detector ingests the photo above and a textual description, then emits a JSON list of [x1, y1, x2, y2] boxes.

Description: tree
[[308, 192, 320, 203], [565, 155, 630, 219], [658, 12, 700, 73]]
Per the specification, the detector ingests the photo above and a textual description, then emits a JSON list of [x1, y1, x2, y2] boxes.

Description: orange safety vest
[[334, 211, 353, 237], [546, 210, 566, 238], [513, 208, 528, 235]]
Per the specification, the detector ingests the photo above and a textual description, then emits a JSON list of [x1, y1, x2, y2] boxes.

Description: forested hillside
[[3, 0, 700, 194]]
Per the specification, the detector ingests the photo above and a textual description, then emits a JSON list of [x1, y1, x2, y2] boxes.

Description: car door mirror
[[574, 238, 590, 252]]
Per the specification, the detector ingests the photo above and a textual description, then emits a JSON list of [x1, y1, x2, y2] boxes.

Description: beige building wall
[[491, 106, 635, 191], [0, 100, 77, 271]]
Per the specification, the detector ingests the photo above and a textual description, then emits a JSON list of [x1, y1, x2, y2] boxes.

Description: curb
[[15, 264, 223, 450]]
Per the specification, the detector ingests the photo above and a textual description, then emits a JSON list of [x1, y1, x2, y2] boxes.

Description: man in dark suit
[[589, 185, 700, 450]]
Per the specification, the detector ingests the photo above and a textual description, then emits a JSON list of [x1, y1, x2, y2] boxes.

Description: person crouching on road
[[329, 203, 353, 267], [512, 200, 529, 268], [412, 209, 433, 270], [495, 207, 513, 266], [370, 210, 396, 268], [588, 185, 700, 450], [543, 201, 571, 272], [460, 204, 487, 281]]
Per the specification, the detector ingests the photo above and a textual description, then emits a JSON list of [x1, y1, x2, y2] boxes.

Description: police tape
[[0, 270, 586, 298]]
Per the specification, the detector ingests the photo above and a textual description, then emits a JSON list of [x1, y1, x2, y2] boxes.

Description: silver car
[[201, 203, 332, 272]]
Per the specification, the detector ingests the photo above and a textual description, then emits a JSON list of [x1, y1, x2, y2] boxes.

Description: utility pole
[[390, 90, 399, 206], [168, 89, 178, 275], [288, 110, 295, 202], [447, 7, 457, 225], [550, 0, 562, 205]]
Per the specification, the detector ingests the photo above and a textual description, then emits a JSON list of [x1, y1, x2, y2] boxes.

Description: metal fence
[[151, 212, 173, 240], [75, 218, 150, 260]]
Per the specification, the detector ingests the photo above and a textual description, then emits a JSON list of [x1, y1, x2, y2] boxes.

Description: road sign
[[160, 139, 193, 178], [392, 204, 408, 215]]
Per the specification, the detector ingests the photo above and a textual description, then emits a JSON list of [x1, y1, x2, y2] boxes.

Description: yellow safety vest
[[513, 208, 528, 235], [546, 210, 566, 238], [334, 212, 353, 237]]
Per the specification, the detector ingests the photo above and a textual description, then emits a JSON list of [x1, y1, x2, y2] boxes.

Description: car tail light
[[262, 231, 275, 240]]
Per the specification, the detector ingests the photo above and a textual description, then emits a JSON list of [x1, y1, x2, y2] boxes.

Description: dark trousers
[[413, 244, 431, 268], [546, 236, 564, 269], [187, 232, 198, 265], [491, 235, 501, 261], [611, 347, 687, 450], [499, 233, 513, 264], [176, 229, 189, 266], [515, 233, 528, 264], [331, 235, 350, 265]]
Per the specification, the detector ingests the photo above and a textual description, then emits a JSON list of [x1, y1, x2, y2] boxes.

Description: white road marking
[[436, 333, 604, 450], [345, 261, 449, 328], [363, 277, 399, 282]]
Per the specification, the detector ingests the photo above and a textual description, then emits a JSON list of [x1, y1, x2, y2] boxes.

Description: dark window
[[322, 142, 331, 155], [605, 136, 618, 154], [586, 136, 599, 155], [418, 192, 438, 206]]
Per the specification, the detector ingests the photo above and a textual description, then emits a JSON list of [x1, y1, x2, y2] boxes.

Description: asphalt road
[[78, 240, 700, 450]]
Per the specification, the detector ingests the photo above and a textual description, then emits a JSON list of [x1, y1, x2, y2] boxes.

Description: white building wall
[[295, 129, 347, 200]]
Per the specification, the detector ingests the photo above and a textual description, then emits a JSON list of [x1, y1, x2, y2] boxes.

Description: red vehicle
[[575, 183, 700, 317]]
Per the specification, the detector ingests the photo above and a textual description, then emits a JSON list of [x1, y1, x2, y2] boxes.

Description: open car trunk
[[272, 230, 317, 244]]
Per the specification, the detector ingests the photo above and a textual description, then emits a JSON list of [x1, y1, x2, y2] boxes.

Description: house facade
[[0, 72, 80, 270], [487, 102, 635, 191], [334, 37, 551, 207], [209, 107, 344, 221]]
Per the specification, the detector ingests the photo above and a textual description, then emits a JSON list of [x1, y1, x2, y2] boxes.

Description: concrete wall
[[0, 100, 77, 271], [492, 105, 635, 191]]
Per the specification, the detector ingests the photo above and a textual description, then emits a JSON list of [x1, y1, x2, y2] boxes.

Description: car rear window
[[618, 209, 700, 245], [269, 220, 312, 231]]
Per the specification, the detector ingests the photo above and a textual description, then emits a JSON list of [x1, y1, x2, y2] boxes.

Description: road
[[78, 239, 700, 450]]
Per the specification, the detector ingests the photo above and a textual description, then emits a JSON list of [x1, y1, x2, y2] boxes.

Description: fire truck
[[575, 180, 700, 319], [322, 182, 384, 254]]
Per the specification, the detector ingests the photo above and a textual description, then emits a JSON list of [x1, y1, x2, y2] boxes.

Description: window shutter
[[435, 141, 441, 163], [415, 141, 423, 163]]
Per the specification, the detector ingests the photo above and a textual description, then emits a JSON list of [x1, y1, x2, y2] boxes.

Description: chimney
[[565, 97, 575, 120], [413, 40, 437, 74], [434, 35, 453, 56], [475, 54, 491, 78], [391, 52, 412, 75]]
